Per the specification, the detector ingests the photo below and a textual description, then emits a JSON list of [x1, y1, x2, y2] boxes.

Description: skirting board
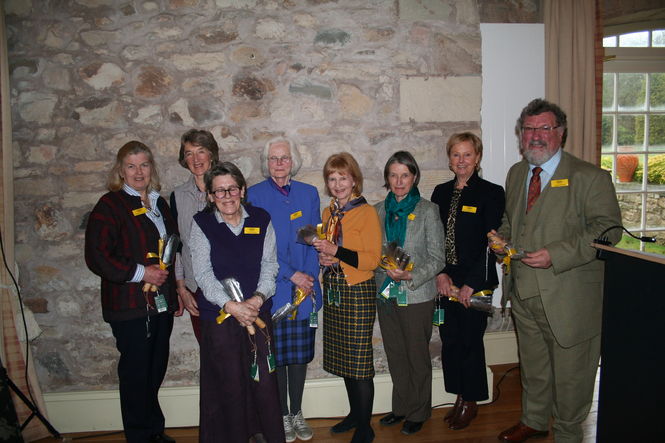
[[44, 331, 517, 433]]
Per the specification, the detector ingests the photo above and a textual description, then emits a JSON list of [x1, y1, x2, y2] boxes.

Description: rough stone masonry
[[5, 0, 540, 392]]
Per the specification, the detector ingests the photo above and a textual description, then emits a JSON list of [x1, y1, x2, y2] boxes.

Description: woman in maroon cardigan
[[85, 141, 180, 443]]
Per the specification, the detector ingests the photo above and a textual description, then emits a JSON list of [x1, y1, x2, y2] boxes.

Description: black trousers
[[110, 312, 173, 443], [439, 298, 489, 401]]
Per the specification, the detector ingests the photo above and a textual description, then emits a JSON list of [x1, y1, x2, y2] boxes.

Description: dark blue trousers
[[110, 312, 173, 443]]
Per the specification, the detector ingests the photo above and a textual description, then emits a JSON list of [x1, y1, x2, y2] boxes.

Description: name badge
[[244, 227, 261, 234], [551, 179, 569, 187], [290, 210, 302, 220], [132, 207, 147, 216], [462, 206, 477, 213], [407, 213, 416, 220]]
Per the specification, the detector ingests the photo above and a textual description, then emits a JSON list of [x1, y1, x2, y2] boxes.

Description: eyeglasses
[[268, 156, 292, 163], [521, 125, 561, 134], [212, 186, 241, 198]]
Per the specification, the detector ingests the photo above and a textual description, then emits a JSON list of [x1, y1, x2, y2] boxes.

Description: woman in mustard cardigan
[[312, 152, 382, 443]]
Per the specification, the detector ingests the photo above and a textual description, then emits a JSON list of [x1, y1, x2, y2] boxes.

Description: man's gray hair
[[260, 137, 303, 178]]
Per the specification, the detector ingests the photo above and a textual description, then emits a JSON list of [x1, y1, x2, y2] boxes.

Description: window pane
[[649, 115, 665, 152], [645, 153, 665, 190], [646, 193, 665, 228], [617, 114, 645, 148], [601, 115, 614, 152], [644, 231, 665, 255], [653, 30, 665, 47], [603, 36, 617, 47], [602, 73, 615, 110], [616, 151, 642, 185], [617, 73, 646, 111], [649, 73, 665, 111], [600, 154, 613, 174], [619, 31, 649, 47], [617, 193, 642, 229]]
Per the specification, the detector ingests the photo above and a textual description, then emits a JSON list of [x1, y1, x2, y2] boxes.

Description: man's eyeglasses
[[268, 156, 292, 163], [212, 186, 241, 198], [521, 125, 560, 134]]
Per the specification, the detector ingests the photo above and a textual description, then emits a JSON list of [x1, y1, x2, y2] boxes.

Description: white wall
[[480, 23, 545, 305]]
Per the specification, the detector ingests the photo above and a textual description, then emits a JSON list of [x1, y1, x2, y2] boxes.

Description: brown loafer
[[449, 401, 477, 430], [498, 422, 549, 442], [444, 395, 463, 423]]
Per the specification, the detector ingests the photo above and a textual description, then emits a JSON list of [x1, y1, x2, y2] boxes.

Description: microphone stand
[[0, 355, 61, 439]]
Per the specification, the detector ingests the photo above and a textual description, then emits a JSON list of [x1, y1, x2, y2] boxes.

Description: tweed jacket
[[374, 197, 445, 304], [85, 190, 179, 322], [497, 151, 622, 347]]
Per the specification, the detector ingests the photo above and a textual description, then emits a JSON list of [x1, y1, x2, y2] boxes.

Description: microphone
[[594, 225, 656, 259]]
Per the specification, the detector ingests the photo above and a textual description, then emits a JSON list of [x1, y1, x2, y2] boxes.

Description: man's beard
[[521, 141, 555, 166]]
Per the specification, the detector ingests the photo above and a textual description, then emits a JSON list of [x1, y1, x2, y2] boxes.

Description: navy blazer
[[431, 172, 505, 292]]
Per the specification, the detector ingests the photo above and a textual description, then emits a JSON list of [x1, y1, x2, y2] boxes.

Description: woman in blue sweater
[[247, 137, 322, 442]]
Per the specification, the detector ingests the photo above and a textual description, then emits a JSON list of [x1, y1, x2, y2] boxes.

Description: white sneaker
[[283, 414, 296, 442], [292, 410, 313, 441]]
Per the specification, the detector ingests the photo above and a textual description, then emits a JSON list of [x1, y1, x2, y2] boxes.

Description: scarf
[[378, 186, 420, 297], [325, 195, 367, 247], [384, 186, 420, 247]]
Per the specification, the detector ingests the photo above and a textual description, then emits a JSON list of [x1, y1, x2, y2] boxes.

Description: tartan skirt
[[322, 272, 376, 380], [273, 317, 316, 366]]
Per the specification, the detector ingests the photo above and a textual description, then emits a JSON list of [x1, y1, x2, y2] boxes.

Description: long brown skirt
[[199, 310, 284, 443]]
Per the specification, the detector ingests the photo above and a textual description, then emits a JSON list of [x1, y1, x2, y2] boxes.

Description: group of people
[[84, 98, 622, 443]]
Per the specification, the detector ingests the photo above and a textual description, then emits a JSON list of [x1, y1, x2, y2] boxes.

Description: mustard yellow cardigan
[[322, 202, 382, 285]]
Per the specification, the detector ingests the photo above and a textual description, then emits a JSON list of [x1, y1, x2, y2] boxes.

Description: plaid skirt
[[323, 272, 376, 380], [273, 317, 316, 366]]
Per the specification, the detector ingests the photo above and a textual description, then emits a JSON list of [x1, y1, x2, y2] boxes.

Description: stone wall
[[617, 192, 665, 244], [5, 0, 539, 393]]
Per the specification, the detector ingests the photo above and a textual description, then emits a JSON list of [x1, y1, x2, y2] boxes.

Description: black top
[[431, 171, 505, 291]]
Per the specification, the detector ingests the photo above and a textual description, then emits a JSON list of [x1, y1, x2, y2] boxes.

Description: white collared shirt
[[123, 184, 167, 283]]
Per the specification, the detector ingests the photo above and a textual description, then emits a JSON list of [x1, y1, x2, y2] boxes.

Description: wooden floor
[[36, 364, 598, 442]]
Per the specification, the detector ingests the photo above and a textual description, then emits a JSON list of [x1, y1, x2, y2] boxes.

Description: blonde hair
[[107, 141, 161, 192], [446, 132, 483, 171]]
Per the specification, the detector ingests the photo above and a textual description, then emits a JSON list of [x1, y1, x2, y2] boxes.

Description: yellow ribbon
[[379, 255, 414, 272], [448, 288, 493, 303], [143, 238, 166, 292], [288, 288, 310, 320]]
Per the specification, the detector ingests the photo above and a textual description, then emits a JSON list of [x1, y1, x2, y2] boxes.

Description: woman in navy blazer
[[431, 132, 505, 431]]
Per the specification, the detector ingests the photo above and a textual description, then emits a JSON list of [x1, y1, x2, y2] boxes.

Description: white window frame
[[603, 43, 665, 251]]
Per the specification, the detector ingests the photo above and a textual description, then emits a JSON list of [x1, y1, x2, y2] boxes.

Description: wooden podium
[[593, 244, 665, 442]]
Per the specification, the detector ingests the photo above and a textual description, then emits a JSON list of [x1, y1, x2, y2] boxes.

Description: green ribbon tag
[[250, 352, 259, 382], [267, 353, 276, 373], [309, 312, 318, 328], [396, 283, 408, 306], [432, 308, 445, 326], [154, 293, 168, 313]]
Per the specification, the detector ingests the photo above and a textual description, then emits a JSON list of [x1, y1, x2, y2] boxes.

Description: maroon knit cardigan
[[85, 190, 179, 322]]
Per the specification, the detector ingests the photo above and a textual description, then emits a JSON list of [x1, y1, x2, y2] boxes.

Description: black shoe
[[351, 425, 374, 443], [150, 433, 175, 442], [400, 421, 423, 435], [379, 412, 405, 426], [331, 415, 357, 434]]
